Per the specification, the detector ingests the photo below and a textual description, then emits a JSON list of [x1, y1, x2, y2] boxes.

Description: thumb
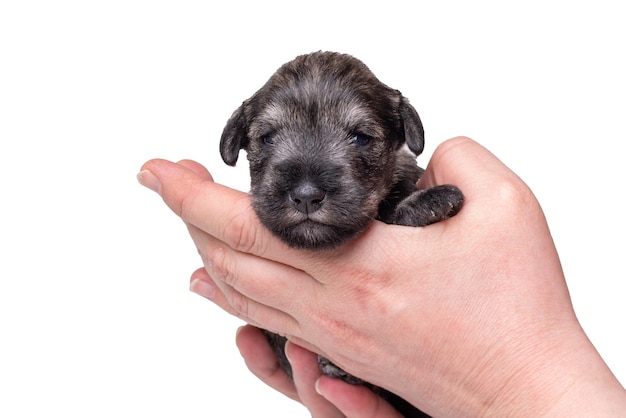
[[418, 136, 527, 205], [137, 158, 215, 217]]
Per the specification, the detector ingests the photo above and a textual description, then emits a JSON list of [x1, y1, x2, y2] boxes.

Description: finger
[[186, 223, 309, 335], [235, 325, 300, 402], [176, 159, 213, 181], [189, 267, 261, 327], [315, 376, 404, 418], [139, 158, 307, 267], [189, 267, 265, 330], [189, 267, 218, 301], [139, 159, 385, 293], [188, 265, 291, 332], [195, 273, 401, 418], [140, 159, 326, 325], [286, 342, 345, 418], [187, 222, 314, 314], [417, 136, 526, 200]]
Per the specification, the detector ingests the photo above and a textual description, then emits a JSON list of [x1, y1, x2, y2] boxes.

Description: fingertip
[[234, 325, 301, 402], [235, 325, 246, 344], [189, 268, 216, 300], [235, 324, 258, 350], [284, 340, 314, 367], [190, 267, 210, 282], [137, 169, 161, 194], [314, 375, 333, 399], [139, 158, 211, 217], [315, 376, 404, 417], [139, 158, 175, 175], [284, 339, 293, 362], [314, 377, 324, 396], [189, 277, 216, 301]]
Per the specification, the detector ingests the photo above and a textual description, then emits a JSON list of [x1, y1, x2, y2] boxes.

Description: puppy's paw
[[317, 355, 364, 385], [393, 185, 464, 227]]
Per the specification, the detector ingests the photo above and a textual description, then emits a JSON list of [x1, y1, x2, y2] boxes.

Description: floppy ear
[[399, 97, 425, 156], [219, 103, 249, 166]]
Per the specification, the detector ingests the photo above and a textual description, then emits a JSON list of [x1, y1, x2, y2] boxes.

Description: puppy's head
[[220, 51, 424, 250]]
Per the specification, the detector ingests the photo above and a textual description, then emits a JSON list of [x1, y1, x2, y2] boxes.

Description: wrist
[[479, 324, 626, 417]]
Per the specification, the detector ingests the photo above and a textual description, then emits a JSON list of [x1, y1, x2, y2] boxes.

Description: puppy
[[220, 51, 464, 418]]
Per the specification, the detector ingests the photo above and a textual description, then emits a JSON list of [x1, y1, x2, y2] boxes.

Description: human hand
[[139, 137, 626, 416], [231, 322, 403, 418], [139, 158, 399, 416]]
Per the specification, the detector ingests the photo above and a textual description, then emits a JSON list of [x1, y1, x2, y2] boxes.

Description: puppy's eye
[[351, 133, 371, 146], [261, 134, 275, 145]]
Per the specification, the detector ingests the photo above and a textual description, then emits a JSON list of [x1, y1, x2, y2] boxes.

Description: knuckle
[[207, 245, 237, 285], [437, 135, 474, 154], [205, 246, 255, 321], [178, 181, 203, 219], [227, 289, 253, 321], [220, 200, 260, 254], [430, 136, 474, 167], [220, 199, 272, 257], [491, 175, 536, 216]]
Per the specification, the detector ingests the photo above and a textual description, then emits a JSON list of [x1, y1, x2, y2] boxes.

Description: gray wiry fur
[[220, 51, 464, 418]]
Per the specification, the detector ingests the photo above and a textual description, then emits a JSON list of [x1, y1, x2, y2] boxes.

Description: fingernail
[[284, 340, 292, 362], [137, 170, 161, 195], [235, 325, 245, 339], [190, 277, 216, 300], [314, 378, 324, 396]]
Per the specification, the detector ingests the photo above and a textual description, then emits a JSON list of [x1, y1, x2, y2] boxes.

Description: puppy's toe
[[394, 185, 464, 227]]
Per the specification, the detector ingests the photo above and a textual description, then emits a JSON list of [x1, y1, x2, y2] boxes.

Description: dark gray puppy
[[220, 51, 464, 418]]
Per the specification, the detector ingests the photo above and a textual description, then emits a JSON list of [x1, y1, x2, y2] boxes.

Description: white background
[[1, 1, 624, 416]]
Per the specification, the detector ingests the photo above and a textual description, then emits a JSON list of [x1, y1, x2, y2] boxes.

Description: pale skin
[[138, 137, 626, 417]]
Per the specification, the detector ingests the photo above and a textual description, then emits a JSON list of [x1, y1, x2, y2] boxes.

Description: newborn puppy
[[220, 51, 463, 418]]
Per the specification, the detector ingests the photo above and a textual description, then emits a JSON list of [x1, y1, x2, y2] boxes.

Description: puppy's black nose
[[289, 182, 326, 214]]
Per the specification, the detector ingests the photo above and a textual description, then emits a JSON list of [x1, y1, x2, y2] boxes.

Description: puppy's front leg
[[393, 186, 464, 227]]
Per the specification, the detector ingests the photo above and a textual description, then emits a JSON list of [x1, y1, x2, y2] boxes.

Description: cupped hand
[[139, 137, 625, 416]]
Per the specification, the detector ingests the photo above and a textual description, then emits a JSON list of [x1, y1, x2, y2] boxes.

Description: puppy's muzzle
[[289, 180, 327, 215]]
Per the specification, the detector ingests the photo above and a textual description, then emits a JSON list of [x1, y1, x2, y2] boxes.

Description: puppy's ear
[[219, 104, 249, 166], [400, 97, 425, 156]]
